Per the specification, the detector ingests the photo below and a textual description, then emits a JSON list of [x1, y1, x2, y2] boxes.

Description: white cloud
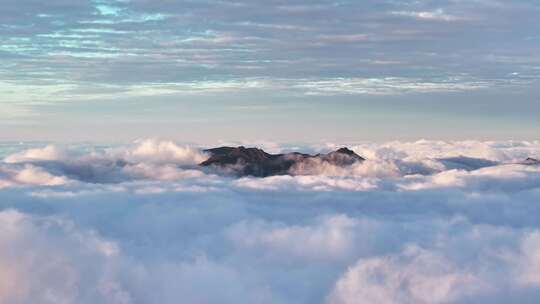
[[4, 144, 65, 163], [328, 245, 487, 304], [0, 140, 539, 303], [391, 9, 466, 22], [227, 215, 368, 262], [13, 164, 69, 186], [0, 210, 126, 304], [106, 139, 208, 165], [289, 77, 491, 96], [516, 232, 540, 286]]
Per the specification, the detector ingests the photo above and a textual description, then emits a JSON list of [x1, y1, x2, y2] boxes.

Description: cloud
[[107, 139, 208, 165], [226, 215, 383, 262], [391, 9, 466, 22], [328, 245, 485, 304], [0, 209, 126, 304], [0, 164, 69, 188], [2, 0, 540, 117], [4, 145, 65, 163], [0, 140, 540, 303], [288, 77, 493, 96], [12, 164, 69, 186]]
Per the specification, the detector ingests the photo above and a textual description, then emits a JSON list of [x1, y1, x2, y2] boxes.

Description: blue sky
[[1, 0, 539, 143]]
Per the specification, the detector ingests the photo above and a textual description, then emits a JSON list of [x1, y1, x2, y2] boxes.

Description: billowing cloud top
[[1, 139, 540, 303]]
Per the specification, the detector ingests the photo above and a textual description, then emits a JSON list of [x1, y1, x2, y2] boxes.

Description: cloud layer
[[1, 139, 540, 303], [2, 0, 540, 107]]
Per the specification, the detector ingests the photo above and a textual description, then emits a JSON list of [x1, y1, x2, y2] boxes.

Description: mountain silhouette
[[200, 146, 364, 177]]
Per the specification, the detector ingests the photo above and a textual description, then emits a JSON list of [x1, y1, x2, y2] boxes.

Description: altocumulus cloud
[[1, 139, 540, 303]]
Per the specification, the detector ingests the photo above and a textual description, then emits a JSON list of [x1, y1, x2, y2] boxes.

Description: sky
[[1, 0, 539, 143]]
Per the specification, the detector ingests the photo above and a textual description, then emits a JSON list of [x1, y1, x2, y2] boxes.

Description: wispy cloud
[[391, 9, 467, 21], [1, 0, 539, 138]]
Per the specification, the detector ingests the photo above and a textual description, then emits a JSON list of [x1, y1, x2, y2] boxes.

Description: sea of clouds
[[1, 139, 540, 304]]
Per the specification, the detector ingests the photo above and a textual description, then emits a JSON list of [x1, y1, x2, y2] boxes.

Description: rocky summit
[[521, 157, 540, 165], [200, 146, 365, 177]]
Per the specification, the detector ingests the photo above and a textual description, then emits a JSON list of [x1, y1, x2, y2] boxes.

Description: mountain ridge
[[200, 146, 365, 177]]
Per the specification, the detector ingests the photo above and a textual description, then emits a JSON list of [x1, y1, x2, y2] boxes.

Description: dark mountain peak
[[200, 146, 365, 177], [322, 147, 365, 166], [336, 147, 356, 155], [201, 146, 270, 167], [522, 157, 540, 165]]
